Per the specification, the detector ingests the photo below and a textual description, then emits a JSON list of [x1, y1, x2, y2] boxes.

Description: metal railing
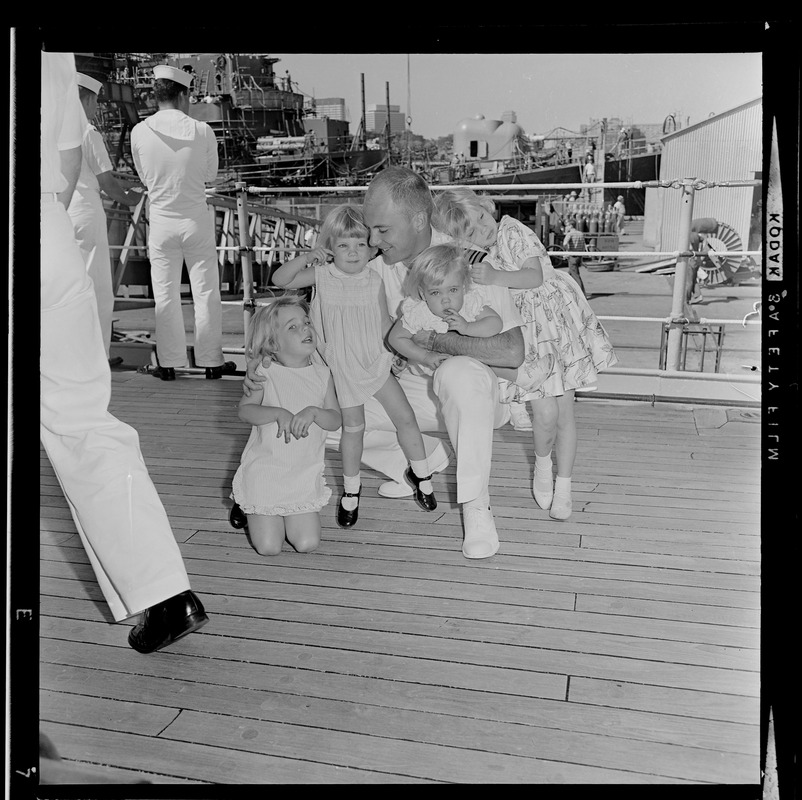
[[111, 177, 763, 390]]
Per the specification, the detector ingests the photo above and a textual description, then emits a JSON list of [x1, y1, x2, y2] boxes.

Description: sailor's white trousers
[[147, 208, 224, 369], [40, 197, 191, 622]]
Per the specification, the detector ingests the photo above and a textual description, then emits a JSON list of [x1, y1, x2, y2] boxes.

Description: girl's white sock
[[554, 476, 572, 496], [410, 458, 433, 494], [342, 473, 361, 511], [534, 453, 553, 474]]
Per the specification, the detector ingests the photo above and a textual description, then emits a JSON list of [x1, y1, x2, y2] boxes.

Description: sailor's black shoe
[[128, 590, 208, 654], [229, 503, 248, 529], [155, 366, 176, 381], [337, 489, 361, 528], [405, 467, 437, 512], [205, 361, 237, 380]]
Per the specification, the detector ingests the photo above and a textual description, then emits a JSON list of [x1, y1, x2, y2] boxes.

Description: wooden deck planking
[[38, 372, 761, 785]]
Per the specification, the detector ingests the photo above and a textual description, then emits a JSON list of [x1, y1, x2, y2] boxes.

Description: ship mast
[[359, 73, 367, 151]]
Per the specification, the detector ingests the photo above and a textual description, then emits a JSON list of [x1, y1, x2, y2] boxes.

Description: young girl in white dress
[[230, 296, 342, 555], [271, 204, 437, 528], [433, 187, 618, 521]]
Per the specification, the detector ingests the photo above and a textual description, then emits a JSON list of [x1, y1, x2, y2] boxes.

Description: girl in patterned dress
[[433, 187, 618, 521], [271, 204, 437, 529], [231, 296, 341, 555]]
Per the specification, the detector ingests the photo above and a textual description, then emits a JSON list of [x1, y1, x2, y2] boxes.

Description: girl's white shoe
[[549, 493, 572, 520], [532, 469, 554, 510]]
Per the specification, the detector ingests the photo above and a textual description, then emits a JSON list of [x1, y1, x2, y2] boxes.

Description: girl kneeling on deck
[[270, 203, 438, 529], [433, 187, 618, 521], [230, 296, 341, 555]]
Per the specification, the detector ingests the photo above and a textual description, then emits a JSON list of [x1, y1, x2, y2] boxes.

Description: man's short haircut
[[364, 166, 434, 222], [403, 243, 471, 300], [153, 77, 188, 104]]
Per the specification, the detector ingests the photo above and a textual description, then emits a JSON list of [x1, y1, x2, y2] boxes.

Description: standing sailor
[[40, 49, 209, 653], [131, 64, 233, 380], [68, 72, 144, 364]]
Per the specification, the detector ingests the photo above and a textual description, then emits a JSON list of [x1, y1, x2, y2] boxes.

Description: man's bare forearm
[[429, 327, 524, 368]]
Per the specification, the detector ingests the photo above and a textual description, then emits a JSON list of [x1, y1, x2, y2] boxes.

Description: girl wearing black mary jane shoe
[[230, 297, 341, 555], [271, 205, 439, 530]]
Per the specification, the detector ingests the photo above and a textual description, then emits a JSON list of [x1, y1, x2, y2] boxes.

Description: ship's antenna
[[406, 53, 412, 167]]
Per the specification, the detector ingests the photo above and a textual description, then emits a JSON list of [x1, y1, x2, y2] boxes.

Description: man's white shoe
[[509, 402, 533, 431], [378, 443, 450, 499], [378, 479, 414, 499], [462, 504, 500, 559]]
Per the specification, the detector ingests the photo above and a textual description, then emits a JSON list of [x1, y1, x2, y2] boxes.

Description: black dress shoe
[[229, 503, 248, 529], [205, 361, 237, 380], [405, 467, 437, 511], [128, 590, 208, 654], [155, 366, 176, 381], [337, 489, 360, 528]]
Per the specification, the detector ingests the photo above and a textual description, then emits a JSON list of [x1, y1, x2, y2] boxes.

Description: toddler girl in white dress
[[271, 204, 438, 528]]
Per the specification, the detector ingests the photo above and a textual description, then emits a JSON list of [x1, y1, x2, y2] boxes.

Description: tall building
[[366, 103, 405, 135], [310, 97, 347, 121]]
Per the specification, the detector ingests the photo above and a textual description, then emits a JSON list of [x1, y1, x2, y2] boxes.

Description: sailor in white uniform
[[40, 50, 208, 652], [67, 72, 143, 362], [131, 64, 229, 380]]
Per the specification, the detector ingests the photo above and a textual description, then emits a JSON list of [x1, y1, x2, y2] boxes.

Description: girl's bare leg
[[374, 375, 435, 505], [340, 405, 366, 481], [541, 391, 577, 520], [339, 405, 365, 517], [553, 391, 578, 478], [285, 512, 321, 553], [530, 396, 559, 459], [247, 513, 286, 556], [373, 375, 426, 463]]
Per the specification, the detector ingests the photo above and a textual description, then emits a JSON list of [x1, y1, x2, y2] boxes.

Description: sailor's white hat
[[153, 64, 193, 88], [76, 72, 103, 95]]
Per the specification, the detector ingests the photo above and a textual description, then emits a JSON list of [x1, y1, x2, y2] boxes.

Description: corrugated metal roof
[[660, 97, 762, 142], [644, 97, 762, 252]]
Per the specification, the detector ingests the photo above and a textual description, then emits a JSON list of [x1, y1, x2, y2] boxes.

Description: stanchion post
[[235, 181, 256, 348], [665, 178, 696, 371]]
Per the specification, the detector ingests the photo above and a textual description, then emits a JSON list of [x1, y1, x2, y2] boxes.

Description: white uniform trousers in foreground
[[326, 356, 509, 505], [40, 197, 191, 621], [147, 210, 224, 369]]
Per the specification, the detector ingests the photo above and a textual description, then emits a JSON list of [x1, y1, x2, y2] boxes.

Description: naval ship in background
[[74, 52, 662, 203], [74, 52, 389, 188]]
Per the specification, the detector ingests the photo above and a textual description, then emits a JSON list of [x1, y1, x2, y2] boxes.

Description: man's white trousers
[[326, 356, 509, 505]]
